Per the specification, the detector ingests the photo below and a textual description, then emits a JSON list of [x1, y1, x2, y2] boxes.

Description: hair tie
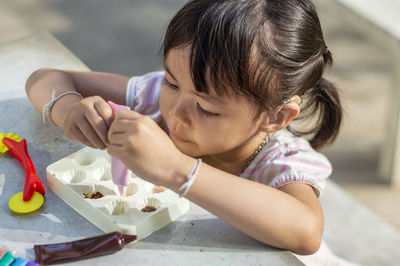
[[324, 46, 329, 55]]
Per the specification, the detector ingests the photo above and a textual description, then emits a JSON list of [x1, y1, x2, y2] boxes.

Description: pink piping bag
[[108, 101, 130, 196]]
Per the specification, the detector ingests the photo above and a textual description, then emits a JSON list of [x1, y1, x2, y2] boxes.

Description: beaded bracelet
[[179, 158, 202, 198], [42, 90, 83, 126]]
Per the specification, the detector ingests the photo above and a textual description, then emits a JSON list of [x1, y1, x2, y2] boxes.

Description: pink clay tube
[[108, 101, 130, 196]]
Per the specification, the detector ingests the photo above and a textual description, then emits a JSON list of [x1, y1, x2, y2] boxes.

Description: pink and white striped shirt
[[126, 71, 332, 197]]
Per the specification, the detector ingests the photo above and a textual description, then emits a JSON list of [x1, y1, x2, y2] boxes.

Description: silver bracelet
[[179, 158, 202, 198], [42, 90, 83, 126]]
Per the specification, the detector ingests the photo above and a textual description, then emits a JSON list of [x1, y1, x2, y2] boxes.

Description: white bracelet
[[179, 158, 202, 198], [42, 90, 83, 126]]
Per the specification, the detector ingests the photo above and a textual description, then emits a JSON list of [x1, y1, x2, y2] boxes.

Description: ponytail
[[296, 78, 342, 150]]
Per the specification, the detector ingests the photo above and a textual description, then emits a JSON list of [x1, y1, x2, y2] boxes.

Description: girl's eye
[[162, 78, 179, 90], [163, 77, 219, 118], [196, 103, 219, 118]]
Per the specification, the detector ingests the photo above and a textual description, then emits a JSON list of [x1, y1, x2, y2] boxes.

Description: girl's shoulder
[[267, 128, 316, 157], [125, 71, 165, 125], [241, 128, 332, 197], [126, 71, 165, 108]]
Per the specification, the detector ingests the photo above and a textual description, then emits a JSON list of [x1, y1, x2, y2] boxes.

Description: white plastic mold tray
[[46, 147, 190, 240]]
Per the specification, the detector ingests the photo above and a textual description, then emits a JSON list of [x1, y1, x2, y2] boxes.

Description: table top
[[0, 32, 302, 265]]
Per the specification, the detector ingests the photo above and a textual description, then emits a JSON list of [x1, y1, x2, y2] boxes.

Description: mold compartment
[[93, 166, 112, 181], [125, 182, 139, 197], [71, 150, 97, 166], [83, 184, 117, 199], [145, 183, 167, 194], [137, 197, 161, 213], [151, 186, 167, 194], [104, 200, 129, 216], [63, 169, 87, 184]]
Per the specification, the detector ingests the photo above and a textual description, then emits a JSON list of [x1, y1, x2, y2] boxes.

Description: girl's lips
[[170, 131, 190, 142]]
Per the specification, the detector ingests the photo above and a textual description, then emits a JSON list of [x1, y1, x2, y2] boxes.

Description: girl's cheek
[[159, 87, 172, 116]]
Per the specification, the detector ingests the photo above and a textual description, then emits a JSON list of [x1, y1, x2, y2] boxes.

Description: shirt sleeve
[[243, 130, 332, 197], [125, 71, 165, 124]]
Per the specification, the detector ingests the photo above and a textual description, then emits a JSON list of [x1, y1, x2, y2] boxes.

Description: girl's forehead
[[164, 46, 191, 70], [164, 46, 259, 115], [164, 47, 231, 102]]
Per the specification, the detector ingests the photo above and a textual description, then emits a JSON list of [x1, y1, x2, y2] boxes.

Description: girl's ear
[[259, 96, 301, 134]]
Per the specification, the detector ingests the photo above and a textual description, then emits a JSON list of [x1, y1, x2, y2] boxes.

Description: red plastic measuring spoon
[[2, 138, 46, 201]]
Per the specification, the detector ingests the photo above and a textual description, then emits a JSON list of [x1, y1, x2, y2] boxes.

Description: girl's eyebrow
[[193, 91, 226, 105], [163, 62, 226, 105], [163, 63, 177, 81]]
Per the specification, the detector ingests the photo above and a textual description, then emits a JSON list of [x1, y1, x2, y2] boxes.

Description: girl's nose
[[168, 96, 191, 127]]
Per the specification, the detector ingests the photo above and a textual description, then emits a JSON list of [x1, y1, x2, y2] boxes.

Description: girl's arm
[[179, 157, 323, 255], [25, 68, 130, 148]]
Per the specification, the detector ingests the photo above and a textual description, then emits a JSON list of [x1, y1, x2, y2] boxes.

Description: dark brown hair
[[162, 0, 342, 150]]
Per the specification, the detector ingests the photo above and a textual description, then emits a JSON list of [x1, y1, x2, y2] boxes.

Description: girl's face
[[159, 47, 267, 161]]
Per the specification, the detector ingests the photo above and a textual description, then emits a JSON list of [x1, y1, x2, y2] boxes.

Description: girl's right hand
[[61, 96, 113, 149]]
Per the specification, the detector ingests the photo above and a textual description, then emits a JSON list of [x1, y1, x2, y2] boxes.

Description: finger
[[107, 145, 119, 158], [107, 143, 127, 158], [108, 111, 144, 136], [114, 109, 142, 120], [76, 116, 107, 149], [83, 103, 111, 145], [70, 126, 97, 149], [108, 132, 126, 147], [94, 100, 114, 128], [109, 118, 136, 135]]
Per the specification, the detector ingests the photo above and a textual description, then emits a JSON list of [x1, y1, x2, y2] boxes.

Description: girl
[[26, 0, 342, 256]]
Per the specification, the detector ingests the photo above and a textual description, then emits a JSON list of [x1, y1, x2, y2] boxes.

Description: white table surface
[[0, 32, 303, 265]]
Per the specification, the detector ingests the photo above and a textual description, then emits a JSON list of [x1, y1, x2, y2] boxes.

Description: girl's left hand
[[107, 110, 187, 189]]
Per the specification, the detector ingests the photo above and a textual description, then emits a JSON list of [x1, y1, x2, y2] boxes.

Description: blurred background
[[1, 0, 399, 229]]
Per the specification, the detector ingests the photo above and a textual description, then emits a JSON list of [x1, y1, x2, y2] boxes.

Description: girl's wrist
[[178, 158, 202, 197], [167, 154, 198, 194]]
